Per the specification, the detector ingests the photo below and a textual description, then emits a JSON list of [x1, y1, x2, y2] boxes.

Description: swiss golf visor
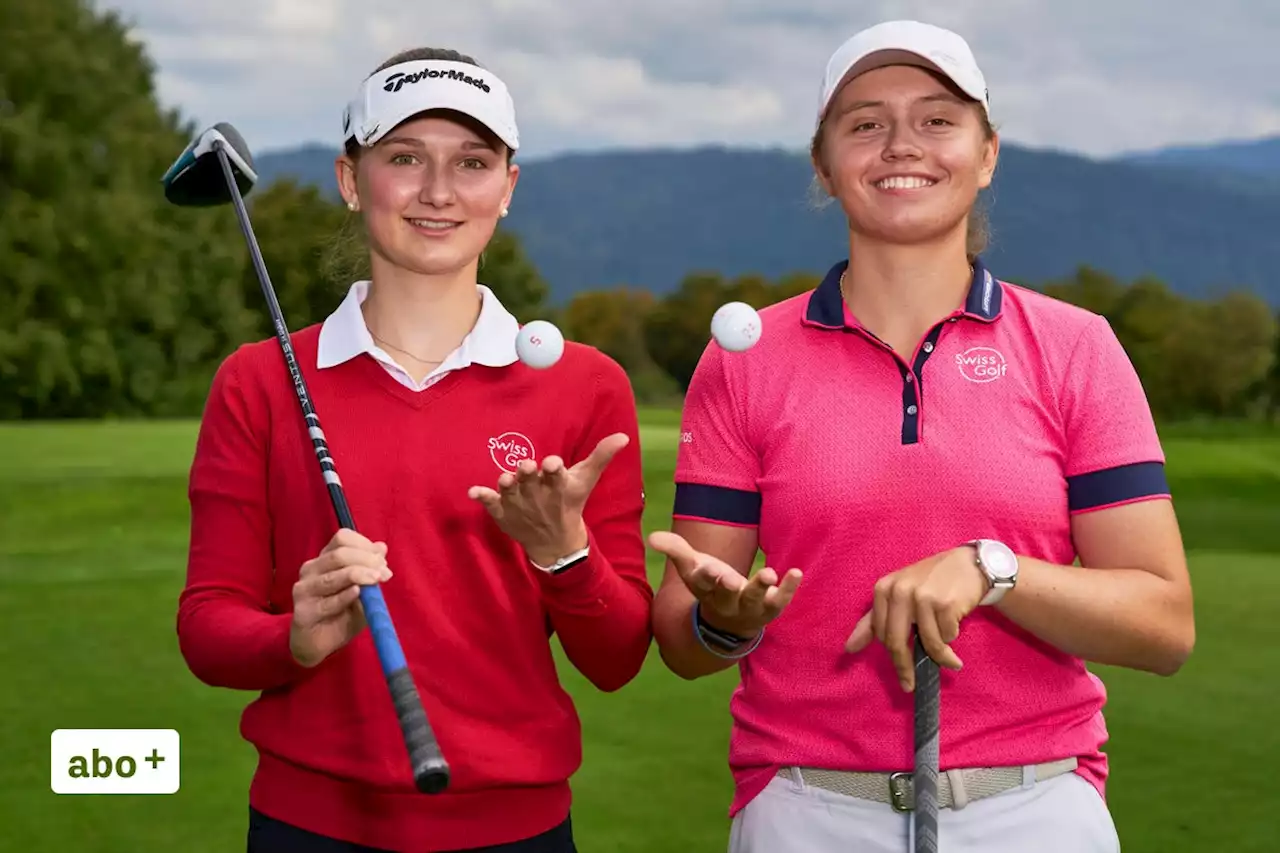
[[343, 59, 520, 151]]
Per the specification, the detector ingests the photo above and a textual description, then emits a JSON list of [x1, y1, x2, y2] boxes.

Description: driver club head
[[161, 122, 258, 206]]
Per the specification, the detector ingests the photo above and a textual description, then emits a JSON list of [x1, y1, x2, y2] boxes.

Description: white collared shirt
[[317, 281, 520, 390]]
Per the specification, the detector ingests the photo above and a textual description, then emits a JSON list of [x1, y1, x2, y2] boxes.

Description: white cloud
[[501, 52, 784, 145], [103, 0, 1280, 159]]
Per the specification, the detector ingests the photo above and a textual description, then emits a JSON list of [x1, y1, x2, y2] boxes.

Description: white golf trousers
[[728, 768, 1121, 853]]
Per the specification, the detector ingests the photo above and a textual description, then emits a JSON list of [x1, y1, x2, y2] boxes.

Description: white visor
[[818, 20, 989, 125], [343, 59, 519, 151]]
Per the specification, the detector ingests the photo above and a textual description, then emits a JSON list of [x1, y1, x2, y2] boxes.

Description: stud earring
[[347, 200, 358, 211], [500, 207, 509, 218]]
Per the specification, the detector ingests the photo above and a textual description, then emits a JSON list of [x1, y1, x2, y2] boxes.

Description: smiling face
[[336, 111, 518, 278], [812, 63, 998, 250]]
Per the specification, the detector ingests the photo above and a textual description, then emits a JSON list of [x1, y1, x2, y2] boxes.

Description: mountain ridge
[[246, 138, 1280, 306]]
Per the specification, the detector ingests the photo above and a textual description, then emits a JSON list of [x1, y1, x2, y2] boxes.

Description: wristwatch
[[529, 546, 590, 575], [969, 539, 1018, 605]]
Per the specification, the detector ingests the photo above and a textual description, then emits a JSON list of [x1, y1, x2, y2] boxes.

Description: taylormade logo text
[[384, 69, 491, 94]]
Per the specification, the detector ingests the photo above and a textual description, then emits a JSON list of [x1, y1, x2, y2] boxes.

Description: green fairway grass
[[1, 410, 1277, 851]]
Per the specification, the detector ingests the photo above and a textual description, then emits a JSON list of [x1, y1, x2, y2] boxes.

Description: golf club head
[[162, 122, 258, 206]]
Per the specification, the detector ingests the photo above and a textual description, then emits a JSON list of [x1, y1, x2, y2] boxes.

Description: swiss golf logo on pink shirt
[[488, 432, 535, 473], [956, 346, 1008, 382]]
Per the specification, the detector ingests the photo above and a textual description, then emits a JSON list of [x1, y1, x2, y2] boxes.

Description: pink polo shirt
[[673, 258, 1170, 817]]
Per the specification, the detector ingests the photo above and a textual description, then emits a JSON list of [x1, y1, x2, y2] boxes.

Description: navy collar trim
[[803, 256, 1004, 329]]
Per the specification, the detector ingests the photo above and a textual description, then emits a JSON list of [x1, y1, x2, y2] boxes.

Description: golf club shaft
[[913, 637, 940, 853], [213, 141, 450, 795]]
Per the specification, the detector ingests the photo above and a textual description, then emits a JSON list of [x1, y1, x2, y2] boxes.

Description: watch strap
[[692, 602, 764, 659], [529, 545, 590, 574]]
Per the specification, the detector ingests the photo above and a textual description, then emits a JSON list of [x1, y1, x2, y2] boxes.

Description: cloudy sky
[[104, 0, 1280, 160]]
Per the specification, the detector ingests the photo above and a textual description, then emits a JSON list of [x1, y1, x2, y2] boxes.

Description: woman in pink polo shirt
[[648, 19, 1195, 853]]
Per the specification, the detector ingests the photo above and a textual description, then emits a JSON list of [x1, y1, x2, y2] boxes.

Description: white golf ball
[[710, 302, 762, 352], [515, 320, 564, 369]]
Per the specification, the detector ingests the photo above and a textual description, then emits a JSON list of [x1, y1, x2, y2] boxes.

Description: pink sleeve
[[672, 343, 762, 527], [1060, 315, 1170, 514]]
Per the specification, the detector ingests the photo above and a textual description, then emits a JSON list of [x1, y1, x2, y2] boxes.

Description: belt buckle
[[888, 771, 914, 812]]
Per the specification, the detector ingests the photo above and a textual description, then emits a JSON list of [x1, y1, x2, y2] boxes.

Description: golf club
[[161, 123, 450, 795], [913, 637, 940, 852]]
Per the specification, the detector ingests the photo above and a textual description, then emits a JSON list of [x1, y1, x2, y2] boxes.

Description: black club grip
[[387, 668, 450, 794]]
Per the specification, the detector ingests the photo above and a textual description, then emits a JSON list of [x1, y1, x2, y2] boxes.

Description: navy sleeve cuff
[[672, 483, 761, 526], [1067, 461, 1170, 512]]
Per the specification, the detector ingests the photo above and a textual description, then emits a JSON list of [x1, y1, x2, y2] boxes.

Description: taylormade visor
[[818, 20, 990, 125], [343, 59, 519, 151]]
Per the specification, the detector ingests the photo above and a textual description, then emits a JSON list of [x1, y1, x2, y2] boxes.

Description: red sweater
[[176, 325, 653, 850]]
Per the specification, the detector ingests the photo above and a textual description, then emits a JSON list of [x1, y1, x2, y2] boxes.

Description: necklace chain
[[370, 333, 447, 365]]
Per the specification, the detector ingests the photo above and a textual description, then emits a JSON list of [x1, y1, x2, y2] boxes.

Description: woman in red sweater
[[177, 46, 653, 853]]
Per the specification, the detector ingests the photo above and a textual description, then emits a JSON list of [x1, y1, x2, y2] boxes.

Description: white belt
[[777, 757, 1079, 812]]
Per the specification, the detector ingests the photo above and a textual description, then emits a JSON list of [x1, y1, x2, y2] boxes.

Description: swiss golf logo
[[956, 347, 1007, 382], [489, 432, 535, 473]]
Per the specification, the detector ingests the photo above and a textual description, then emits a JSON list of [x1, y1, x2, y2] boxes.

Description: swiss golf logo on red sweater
[[489, 432, 536, 473]]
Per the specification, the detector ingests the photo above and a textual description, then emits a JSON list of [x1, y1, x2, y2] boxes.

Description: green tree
[[0, 0, 254, 418], [1041, 266, 1125, 317], [1101, 280, 1275, 420], [563, 286, 680, 403], [242, 179, 350, 338], [479, 227, 550, 324], [1108, 277, 1194, 419], [1266, 312, 1280, 421], [1190, 291, 1277, 416], [563, 287, 655, 373], [725, 273, 773, 307], [644, 270, 809, 390], [643, 272, 730, 391], [771, 271, 823, 301]]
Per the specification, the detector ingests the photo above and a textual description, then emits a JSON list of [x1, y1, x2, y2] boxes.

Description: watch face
[[980, 541, 1018, 580]]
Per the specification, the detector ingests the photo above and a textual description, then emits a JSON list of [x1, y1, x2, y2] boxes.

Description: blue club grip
[[359, 585, 408, 672]]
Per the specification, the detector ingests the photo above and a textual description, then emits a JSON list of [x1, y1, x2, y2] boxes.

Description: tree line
[[2, 0, 1278, 423], [559, 265, 1280, 423]]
